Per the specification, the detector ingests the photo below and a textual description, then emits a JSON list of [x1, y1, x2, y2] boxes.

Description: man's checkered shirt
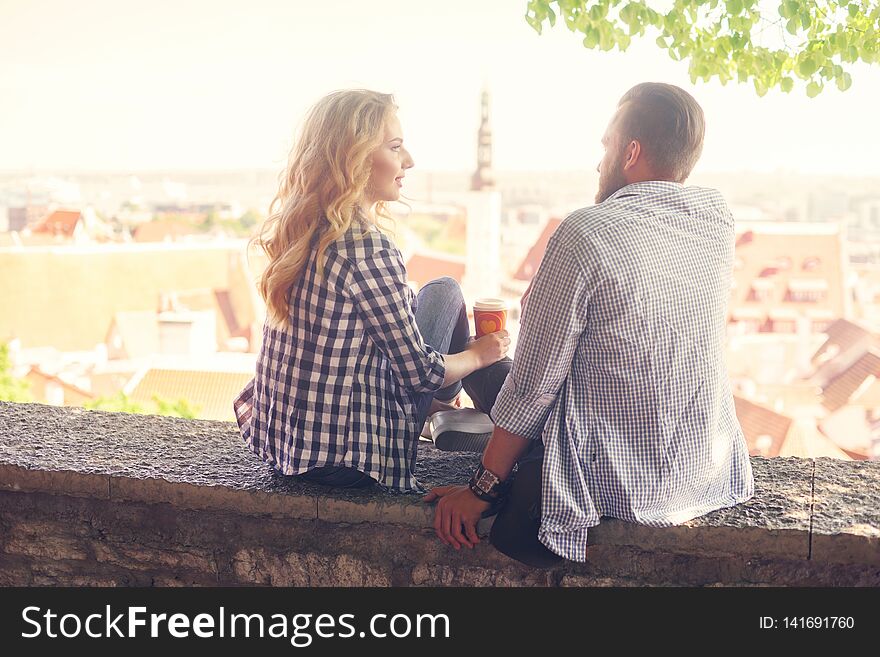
[[234, 222, 446, 491], [491, 181, 755, 562]]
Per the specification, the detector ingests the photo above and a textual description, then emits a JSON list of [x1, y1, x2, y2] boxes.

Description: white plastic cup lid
[[473, 298, 508, 311]]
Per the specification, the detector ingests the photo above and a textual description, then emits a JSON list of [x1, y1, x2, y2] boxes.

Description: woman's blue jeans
[[410, 276, 513, 428], [300, 276, 512, 488]]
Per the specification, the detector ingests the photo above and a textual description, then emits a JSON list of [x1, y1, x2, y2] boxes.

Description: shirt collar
[[604, 180, 685, 203]]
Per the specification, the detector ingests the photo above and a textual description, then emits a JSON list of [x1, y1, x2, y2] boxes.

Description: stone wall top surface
[[2, 402, 878, 565]]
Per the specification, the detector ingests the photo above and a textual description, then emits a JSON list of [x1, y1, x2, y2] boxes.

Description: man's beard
[[595, 153, 628, 204]]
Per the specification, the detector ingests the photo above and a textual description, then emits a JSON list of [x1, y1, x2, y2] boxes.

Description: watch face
[[476, 469, 500, 493]]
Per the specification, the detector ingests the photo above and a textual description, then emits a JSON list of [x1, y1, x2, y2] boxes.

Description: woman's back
[[235, 220, 446, 490]]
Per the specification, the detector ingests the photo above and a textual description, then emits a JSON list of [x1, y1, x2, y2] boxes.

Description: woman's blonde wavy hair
[[255, 89, 398, 327]]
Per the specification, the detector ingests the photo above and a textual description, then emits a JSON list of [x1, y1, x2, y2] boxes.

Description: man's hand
[[423, 485, 491, 550]]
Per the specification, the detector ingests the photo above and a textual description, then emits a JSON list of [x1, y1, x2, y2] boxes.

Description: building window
[[773, 256, 792, 270], [770, 319, 797, 333], [802, 257, 822, 272], [739, 320, 762, 334], [736, 231, 754, 247], [785, 279, 828, 303], [728, 309, 765, 334], [785, 289, 826, 303], [747, 285, 774, 302]]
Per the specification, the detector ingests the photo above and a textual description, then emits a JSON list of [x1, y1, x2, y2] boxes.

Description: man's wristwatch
[[468, 463, 510, 503]]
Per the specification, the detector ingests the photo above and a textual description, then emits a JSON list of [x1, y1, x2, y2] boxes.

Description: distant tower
[[471, 87, 495, 191], [463, 86, 502, 302]]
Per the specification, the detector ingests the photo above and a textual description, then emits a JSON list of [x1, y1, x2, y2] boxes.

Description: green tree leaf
[[0, 343, 32, 403], [84, 391, 200, 418], [753, 77, 769, 96], [799, 11, 811, 29], [524, 0, 878, 96], [583, 26, 599, 48], [798, 56, 818, 76], [85, 392, 147, 414], [152, 394, 200, 419]]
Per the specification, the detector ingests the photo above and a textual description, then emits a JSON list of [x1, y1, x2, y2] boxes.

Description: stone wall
[[1, 402, 878, 586]]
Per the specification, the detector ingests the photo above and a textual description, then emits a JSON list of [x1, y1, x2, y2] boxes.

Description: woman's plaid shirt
[[491, 181, 755, 562], [234, 221, 446, 491]]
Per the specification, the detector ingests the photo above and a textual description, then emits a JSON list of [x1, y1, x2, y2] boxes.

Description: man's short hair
[[617, 83, 705, 182]]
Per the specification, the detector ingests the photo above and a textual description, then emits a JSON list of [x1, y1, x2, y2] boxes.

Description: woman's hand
[[465, 330, 510, 368], [438, 330, 510, 388]]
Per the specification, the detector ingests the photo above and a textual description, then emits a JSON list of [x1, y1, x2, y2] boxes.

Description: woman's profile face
[[365, 113, 414, 206]]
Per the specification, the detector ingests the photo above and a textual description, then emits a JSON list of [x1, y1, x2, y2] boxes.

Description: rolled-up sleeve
[[491, 230, 594, 440], [346, 247, 446, 393]]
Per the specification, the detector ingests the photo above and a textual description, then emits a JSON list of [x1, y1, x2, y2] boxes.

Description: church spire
[[470, 86, 495, 191]]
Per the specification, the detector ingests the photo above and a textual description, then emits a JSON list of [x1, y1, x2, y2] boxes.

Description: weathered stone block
[[91, 540, 217, 574], [811, 457, 880, 566], [410, 563, 554, 587], [231, 548, 392, 586], [318, 490, 435, 528], [0, 463, 109, 499], [110, 475, 318, 520]]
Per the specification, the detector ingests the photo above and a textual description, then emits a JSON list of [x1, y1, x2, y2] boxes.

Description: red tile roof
[[810, 319, 871, 362], [513, 218, 562, 281], [821, 348, 880, 411], [32, 210, 82, 237], [807, 319, 875, 387], [405, 253, 466, 289], [25, 366, 94, 405], [214, 289, 242, 335], [733, 395, 794, 457]]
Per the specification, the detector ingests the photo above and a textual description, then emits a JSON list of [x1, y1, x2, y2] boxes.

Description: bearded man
[[426, 82, 754, 567]]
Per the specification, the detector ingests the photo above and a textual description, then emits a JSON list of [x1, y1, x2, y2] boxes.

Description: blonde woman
[[234, 90, 512, 491]]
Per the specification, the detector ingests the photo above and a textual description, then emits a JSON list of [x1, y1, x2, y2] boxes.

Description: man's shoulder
[[559, 204, 617, 236], [561, 183, 731, 237], [674, 183, 730, 210], [554, 202, 627, 248], [608, 181, 730, 213]]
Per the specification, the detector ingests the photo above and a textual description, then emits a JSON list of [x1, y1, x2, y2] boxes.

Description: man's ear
[[622, 140, 641, 171]]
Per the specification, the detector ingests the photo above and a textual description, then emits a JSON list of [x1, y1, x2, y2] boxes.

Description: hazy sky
[[2, 0, 879, 175]]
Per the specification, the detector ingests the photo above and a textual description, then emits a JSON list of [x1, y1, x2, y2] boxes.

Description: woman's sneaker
[[430, 409, 494, 452], [420, 394, 463, 440]]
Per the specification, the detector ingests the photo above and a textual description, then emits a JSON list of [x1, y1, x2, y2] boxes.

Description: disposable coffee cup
[[473, 298, 509, 338]]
